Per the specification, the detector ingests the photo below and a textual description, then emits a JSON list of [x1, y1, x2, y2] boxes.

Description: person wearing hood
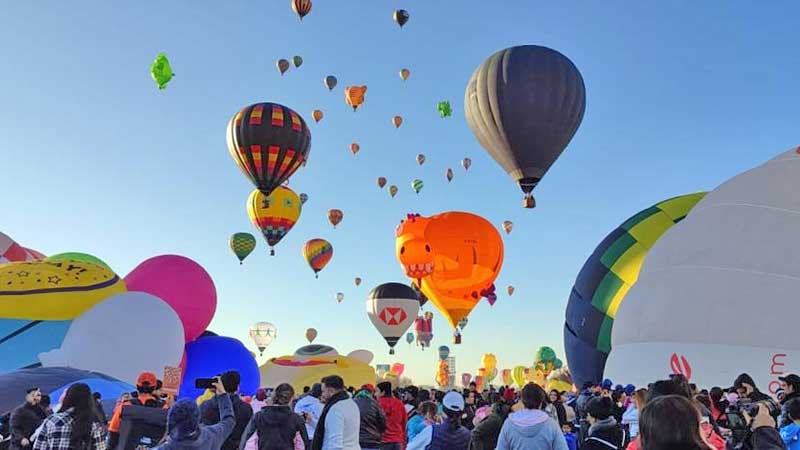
[[781, 398, 800, 450], [408, 391, 470, 450], [239, 384, 308, 450], [200, 371, 253, 450], [496, 383, 567, 450], [780, 375, 800, 428], [10, 388, 47, 450], [294, 384, 324, 440], [469, 401, 509, 450], [153, 377, 235, 450], [352, 385, 386, 450], [581, 396, 624, 450], [734, 374, 773, 403]]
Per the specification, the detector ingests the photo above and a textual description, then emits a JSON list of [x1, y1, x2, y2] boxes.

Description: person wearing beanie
[[352, 385, 386, 450], [496, 383, 567, 450], [375, 382, 406, 450], [239, 383, 308, 450], [294, 383, 324, 440], [153, 377, 235, 450]]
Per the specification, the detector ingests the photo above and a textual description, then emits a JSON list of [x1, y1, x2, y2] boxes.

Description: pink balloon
[[124, 255, 216, 342]]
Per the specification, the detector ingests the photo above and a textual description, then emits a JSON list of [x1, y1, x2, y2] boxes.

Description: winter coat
[[294, 396, 323, 440], [781, 393, 800, 428], [582, 418, 624, 450], [200, 395, 253, 450], [10, 403, 46, 450], [352, 396, 385, 449], [468, 413, 504, 450], [781, 423, 800, 450], [238, 406, 308, 450], [155, 394, 236, 450], [495, 409, 568, 450]]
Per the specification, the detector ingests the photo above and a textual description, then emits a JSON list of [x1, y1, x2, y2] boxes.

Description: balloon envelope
[[303, 239, 333, 277], [249, 322, 277, 354], [46, 253, 111, 270], [305, 328, 317, 343], [324, 75, 337, 91], [366, 283, 420, 353], [247, 187, 302, 255], [180, 336, 259, 399], [230, 233, 257, 264]]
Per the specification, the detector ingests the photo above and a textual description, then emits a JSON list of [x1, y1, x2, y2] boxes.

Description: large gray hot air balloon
[[464, 45, 586, 208]]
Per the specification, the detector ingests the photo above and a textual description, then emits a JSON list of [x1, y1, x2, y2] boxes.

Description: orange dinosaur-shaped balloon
[[395, 211, 504, 328]]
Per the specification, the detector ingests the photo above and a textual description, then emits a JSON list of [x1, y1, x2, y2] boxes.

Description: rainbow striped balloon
[[303, 238, 333, 278]]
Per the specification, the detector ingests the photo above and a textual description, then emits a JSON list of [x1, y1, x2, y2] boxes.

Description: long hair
[[444, 407, 462, 430], [273, 383, 295, 406], [640, 395, 711, 450], [58, 383, 97, 448]]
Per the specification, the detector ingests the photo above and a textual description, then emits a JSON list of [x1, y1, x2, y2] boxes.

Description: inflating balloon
[[392, 116, 403, 128], [247, 187, 302, 256], [179, 336, 259, 399], [446, 168, 454, 182], [396, 212, 504, 328], [399, 69, 410, 81], [249, 322, 277, 356], [416, 154, 426, 165], [345, 86, 367, 111], [366, 283, 420, 355], [377, 177, 387, 188], [299, 193, 308, 205], [260, 345, 375, 393], [305, 328, 317, 343], [45, 253, 110, 270], [124, 255, 217, 342], [312, 109, 323, 123], [291, 0, 312, 20], [292, 55, 303, 68], [328, 209, 344, 228], [465, 45, 586, 208], [303, 239, 333, 278], [336, 292, 344, 303], [390, 363, 405, 377], [324, 75, 337, 91], [502, 221, 513, 235], [437, 101, 452, 118], [226, 102, 311, 197], [350, 143, 360, 155], [388, 185, 398, 198], [436, 359, 449, 387], [38, 292, 185, 385], [229, 233, 257, 264], [411, 179, 424, 194], [393, 9, 410, 28], [150, 52, 174, 90], [0, 232, 38, 264], [354, 277, 362, 286], [437, 345, 450, 361], [276, 59, 290, 75], [462, 158, 471, 171]]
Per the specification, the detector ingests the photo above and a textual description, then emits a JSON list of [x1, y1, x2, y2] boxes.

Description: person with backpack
[[200, 372, 253, 450], [238, 383, 308, 450], [107, 372, 165, 448], [32, 383, 106, 450]]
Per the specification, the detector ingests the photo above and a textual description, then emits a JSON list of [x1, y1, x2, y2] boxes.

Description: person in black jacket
[[200, 371, 253, 450], [469, 401, 509, 450], [548, 390, 568, 427], [582, 396, 624, 450], [9, 388, 47, 450], [779, 374, 800, 428], [735, 373, 773, 403], [239, 383, 308, 450], [352, 385, 386, 450]]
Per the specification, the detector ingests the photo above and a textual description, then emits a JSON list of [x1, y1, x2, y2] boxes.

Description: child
[[562, 422, 578, 450], [781, 399, 800, 450]]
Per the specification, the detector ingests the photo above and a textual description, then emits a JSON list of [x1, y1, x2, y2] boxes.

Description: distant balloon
[[464, 45, 586, 208], [502, 221, 513, 234], [388, 185, 398, 198], [303, 239, 333, 278], [291, 0, 312, 20], [377, 177, 387, 189], [305, 328, 317, 343], [299, 193, 309, 205], [249, 321, 277, 356], [354, 278, 362, 287], [350, 142, 360, 155], [438, 345, 450, 361], [336, 292, 344, 303], [345, 86, 367, 111], [150, 52, 174, 90], [416, 154, 426, 165], [507, 285, 515, 296], [406, 332, 414, 344], [276, 59, 290, 75], [247, 187, 301, 256], [230, 233, 257, 264], [292, 55, 303, 68], [458, 317, 468, 330], [324, 75, 338, 91], [312, 109, 323, 123], [437, 100, 452, 118], [328, 209, 344, 228], [446, 168, 454, 182], [411, 179, 424, 194], [392, 116, 403, 128], [399, 69, 410, 81], [462, 158, 472, 171], [393, 9, 410, 28]]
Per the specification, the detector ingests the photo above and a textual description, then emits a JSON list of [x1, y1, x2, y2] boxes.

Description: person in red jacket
[[377, 382, 407, 450]]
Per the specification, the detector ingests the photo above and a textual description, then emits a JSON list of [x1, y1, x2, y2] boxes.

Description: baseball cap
[[779, 374, 800, 386], [443, 391, 465, 412], [137, 372, 158, 387], [360, 384, 375, 393]]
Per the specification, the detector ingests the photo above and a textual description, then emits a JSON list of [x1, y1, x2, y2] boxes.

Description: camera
[[726, 398, 780, 429]]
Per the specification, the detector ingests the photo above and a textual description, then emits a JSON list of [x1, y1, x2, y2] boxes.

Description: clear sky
[[2, 1, 798, 385]]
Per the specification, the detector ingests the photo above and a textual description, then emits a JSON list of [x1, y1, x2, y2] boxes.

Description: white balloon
[[38, 292, 185, 385], [347, 349, 374, 365]]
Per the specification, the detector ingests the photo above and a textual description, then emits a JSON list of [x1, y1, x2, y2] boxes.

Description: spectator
[[469, 401, 509, 450], [294, 384, 324, 440], [562, 424, 577, 450], [495, 383, 567, 450], [639, 395, 712, 450], [375, 382, 406, 450], [407, 402, 438, 443], [32, 383, 106, 450], [352, 385, 385, 450], [408, 391, 470, 450], [622, 389, 646, 440], [92, 394, 107, 425], [107, 372, 164, 449], [462, 392, 477, 431], [582, 396, 624, 450], [548, 391, 567, 427], [200, 371, 253, 450], [734, 374, 772, 403], [780, 375, 800, 428], [310, 375, 360, 450], [781, 398, 800, 450], [10, 388, 47, 450], [239, 383, 308, 450]]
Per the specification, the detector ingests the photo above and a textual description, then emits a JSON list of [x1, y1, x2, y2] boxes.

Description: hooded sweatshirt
[[155, 394, 235, 450], [781, 423, 800, 450], [495, 409, 568, 450], [238, 405, 309, 450]]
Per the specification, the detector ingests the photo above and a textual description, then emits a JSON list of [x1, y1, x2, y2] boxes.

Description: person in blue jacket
[[781, 398, 800, 450], [154, 378, 235, 450]]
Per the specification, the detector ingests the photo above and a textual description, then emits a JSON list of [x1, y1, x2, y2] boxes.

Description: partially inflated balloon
[[305, 328, 317, 343], [247, 187, 302, 255], [501, 369, 512, 386], [277, 59, 290, 75], [46, 253, 111, 270], [351, 143, 360, 155], [303, 239, 333, 278], [324, 75, 337, 91], [1, 232, 37, 263], [411, 179, 424, 194], [446, 168, 454, 182], [249, 322, 277, 355], [462, 158, 471, 171], [229, 233, 257, 264], [390, 363, 405, 377], [462, 373, 472, 387], [399, 69, 410, 81], [367, 283, 420, 355], [377, 177, 387, 189], [393, 9, 410, 28], [291, 0, 312, 20], [388, 186, 398, 198], [465, 45, 586, 208], [124, 255, 216, 342], [150, 52, 174, 90], [312, 109, 323, 123], [328, 209, 344, 228], [393, 116, 403, 128], [179, 336, 259, 399], [292, 55, 303, 68], [482, 353, 497, 375], [416, 154, 426, 165], [345, 86, 367, 111]]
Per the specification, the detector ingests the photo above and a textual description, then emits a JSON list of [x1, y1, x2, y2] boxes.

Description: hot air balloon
[[354, 277, 362, 286], [392, 116, 403, 128], [406, 332, 414, 344], [328, 209, 344, 228], [247, 187, 301, 256], [345, 86, 367, 111], [291, 0, 312, 20], [457, 318, 468, 330], [416, 154, 426, 165], [303, 239, 333, 278], [464, 45, 586, 209], [292, 55, 303, 68], [324, 75, 337, 91], [411, 179, 424, 194], [249, 322, 277, 356], [462, 373, 472, 387], [336, 292, 344, 303], [299, 193, 309, 205], [305, 328, 317, 343], [396, 212, 504, 328], [501, 369, 512, 386], [367, 283, 420, 355], [438, 345, 450, 361], [507, 285, 515, 296], [437, 101, 452, 118], [399, 69, 410, 81], [502, 221, 513, 234], [390, 363, 405, 377], [150, 52, 174, 90], [230, 232, 256, 264], [393, 9, 409, 28], [312, 109, 323, 123], [350, 143, 360, 155], [276, 59, 290, 75], [388, 186, 398, 198], [462, 158, 471, 171], [446, 168, 454, 182], [482, 353, 497, 378], [512, 366, 528, 387], [226, 103, 311, 196], [415, 311, 433, 348], [377, 177, 387, 188]]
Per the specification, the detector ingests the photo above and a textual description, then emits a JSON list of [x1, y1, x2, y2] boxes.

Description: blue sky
[[1, 1, 798, 385]]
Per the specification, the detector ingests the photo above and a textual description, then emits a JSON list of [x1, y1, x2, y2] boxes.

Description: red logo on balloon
[[670, 353, 692, 381], [380, 307, 407, 325]]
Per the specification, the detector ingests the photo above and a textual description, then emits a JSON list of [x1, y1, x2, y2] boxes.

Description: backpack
[[117, 404, 168, 450]]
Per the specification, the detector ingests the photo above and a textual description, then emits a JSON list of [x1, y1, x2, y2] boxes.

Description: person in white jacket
[[310, 376, 360, 450], [295, 384, 324, 440]]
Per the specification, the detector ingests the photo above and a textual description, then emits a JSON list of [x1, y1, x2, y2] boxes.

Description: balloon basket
[[523, 196, 536, 209], [270, 249, 275, 256], [389, 349, 395, 355]]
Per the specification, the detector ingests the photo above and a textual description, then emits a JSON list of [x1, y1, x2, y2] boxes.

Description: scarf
[[311, 391, 349, 450]]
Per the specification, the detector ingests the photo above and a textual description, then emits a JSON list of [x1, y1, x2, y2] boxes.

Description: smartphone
[[195, 378, 216, 390]]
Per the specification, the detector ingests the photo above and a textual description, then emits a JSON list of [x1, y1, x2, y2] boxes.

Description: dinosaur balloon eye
[[400, 246, 406, 254]]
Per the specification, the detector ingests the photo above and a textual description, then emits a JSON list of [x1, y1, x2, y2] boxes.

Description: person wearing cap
[[376, 382, 406, 450], [496, 383, 568, 450], [107, 371, 165, 448], [352, 385, 386, 450], [407, 391, 470, 450], [780, 375, 800, 427], [10, 388, 47, 450], [294, 383, 324, 440]]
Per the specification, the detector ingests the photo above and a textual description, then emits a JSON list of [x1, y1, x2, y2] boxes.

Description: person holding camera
[[200, 372, 253, 450]]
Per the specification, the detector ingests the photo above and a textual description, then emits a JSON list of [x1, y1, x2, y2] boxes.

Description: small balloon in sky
[[277, 59, 290, 75], [437, 100, 452, 118], [293, 55, 303, 68], [150, 52, 175, 90]]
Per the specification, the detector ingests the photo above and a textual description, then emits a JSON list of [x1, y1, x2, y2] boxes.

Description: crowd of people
[[1, 370, 799, 450]]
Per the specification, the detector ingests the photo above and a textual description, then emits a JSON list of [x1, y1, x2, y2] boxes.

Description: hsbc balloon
[[366, 283, 420, 355]]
